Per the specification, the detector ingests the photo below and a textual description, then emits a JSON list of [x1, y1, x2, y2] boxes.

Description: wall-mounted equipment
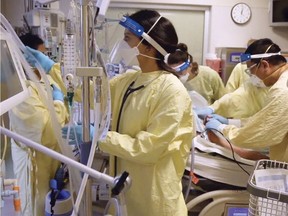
[[216, 47, 246, 85], [269, 0, 288, 27], [24, 9, 65, 61]]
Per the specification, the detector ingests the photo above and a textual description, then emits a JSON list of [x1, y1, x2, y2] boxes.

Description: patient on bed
[[192, 107, 269, 161], [206, 131, 269, 161]]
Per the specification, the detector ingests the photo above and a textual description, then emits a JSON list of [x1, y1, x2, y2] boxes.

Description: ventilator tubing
[[1, 12, 82, 214]]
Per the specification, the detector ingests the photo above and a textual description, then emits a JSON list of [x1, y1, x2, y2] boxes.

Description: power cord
[[201, 128, 250, 176], [0, 118, 7, 167]]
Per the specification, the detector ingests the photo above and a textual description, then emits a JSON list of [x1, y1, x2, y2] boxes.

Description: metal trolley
[[247, 159, 288, 216]]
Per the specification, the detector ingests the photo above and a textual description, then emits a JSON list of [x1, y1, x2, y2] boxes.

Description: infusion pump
[[24, 9, 65, 61]]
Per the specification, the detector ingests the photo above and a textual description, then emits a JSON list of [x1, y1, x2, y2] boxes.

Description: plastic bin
[[247, 159, 288, 216]]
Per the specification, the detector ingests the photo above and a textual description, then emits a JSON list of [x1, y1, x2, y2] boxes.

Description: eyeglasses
[[244, 63, 257, 76]]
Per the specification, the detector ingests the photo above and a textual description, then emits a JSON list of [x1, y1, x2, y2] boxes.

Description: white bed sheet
[[186, 135, 255, 188]]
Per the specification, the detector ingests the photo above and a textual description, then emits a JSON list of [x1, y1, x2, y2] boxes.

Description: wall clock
[[231, 3, 252, 25]]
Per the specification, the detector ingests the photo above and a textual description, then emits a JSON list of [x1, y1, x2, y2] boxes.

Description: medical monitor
[[223, 203, 249, 216], [0, 32, 30, 116], [269, 0, 288, 27]]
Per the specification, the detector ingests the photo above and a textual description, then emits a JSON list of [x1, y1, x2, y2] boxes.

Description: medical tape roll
[[45, 189, 73, 216]]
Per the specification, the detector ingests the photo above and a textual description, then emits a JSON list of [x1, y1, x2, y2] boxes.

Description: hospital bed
[[184, 135, 254, 215], [185, 91, 256, 215]]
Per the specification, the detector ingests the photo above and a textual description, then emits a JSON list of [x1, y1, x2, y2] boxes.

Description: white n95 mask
[[249, 74, 266, 88], [179, 73, 189, 83], [109, 40, 140, 68]]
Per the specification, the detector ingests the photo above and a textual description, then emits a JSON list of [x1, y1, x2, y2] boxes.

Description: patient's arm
[[207, 131, 269, 161]]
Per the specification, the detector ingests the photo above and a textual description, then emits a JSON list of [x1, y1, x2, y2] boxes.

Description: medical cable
[[0, 119, 7, 167], [201, 128, 250, 176], [104, 197, 121, 216]]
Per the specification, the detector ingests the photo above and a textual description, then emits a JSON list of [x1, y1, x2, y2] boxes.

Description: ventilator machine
[[1, 0, 132, 216]]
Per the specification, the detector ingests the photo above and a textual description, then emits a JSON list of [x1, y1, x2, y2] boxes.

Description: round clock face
[[231, 3, 252, 24]]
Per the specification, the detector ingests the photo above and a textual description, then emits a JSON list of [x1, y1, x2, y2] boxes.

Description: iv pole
[[78, 0, 92, 215]]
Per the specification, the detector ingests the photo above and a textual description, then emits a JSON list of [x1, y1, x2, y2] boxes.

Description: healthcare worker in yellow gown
[[225, 39, 256, 93], [9, 34, 69, 216], [205, 38, 288, 162], [167, 43, 226, 105], [196, 70, 269, 119], [98, 9, 195, 216], [210, 82, 269, 119], [225, 62, 249, 93], [184, 65, 226, 105], [18, 33, 91, 104]]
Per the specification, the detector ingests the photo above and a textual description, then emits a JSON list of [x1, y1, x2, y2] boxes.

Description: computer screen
[[0, 33, 30, 116], [269, 0, 288, 27], [224, 203, 249, 216]]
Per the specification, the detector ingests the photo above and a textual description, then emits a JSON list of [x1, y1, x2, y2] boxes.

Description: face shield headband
[[172, 59, 191, 72], [240, 52, 281, 62], [119, 16, 168, 57], [240, 43, 281, 63]]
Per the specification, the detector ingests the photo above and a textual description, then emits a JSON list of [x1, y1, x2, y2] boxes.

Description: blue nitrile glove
[[25, 46, 55, 73], [194, 107, 214, 119], [210, 114, 228, 124], [51, 84, 64, 102], [205, 118, 222, 131], [62, 124, 95, 145]]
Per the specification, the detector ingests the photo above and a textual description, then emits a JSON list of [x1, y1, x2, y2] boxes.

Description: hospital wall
[[1, 0, 288, 58], [109, 0, 288, 54]]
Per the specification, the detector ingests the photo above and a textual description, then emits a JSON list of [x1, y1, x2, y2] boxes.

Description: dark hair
[[167, 42, 199, 74], [19, 33, 44, 50], [129, 9, 179, 73], [168, 43, 190, 64], [245, 38, 287, 65]]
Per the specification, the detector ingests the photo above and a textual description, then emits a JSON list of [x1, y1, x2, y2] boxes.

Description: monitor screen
[[0, 34, 30, 116], [272, 0, 288, 23], [224, 203, 249, 216], [270, 0, 288, 26]]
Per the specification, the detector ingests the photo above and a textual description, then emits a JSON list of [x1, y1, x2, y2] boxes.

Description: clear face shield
[[107, 39, 140, 75], [105, 15, 167, 77], [240, 52, 281, 88]]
